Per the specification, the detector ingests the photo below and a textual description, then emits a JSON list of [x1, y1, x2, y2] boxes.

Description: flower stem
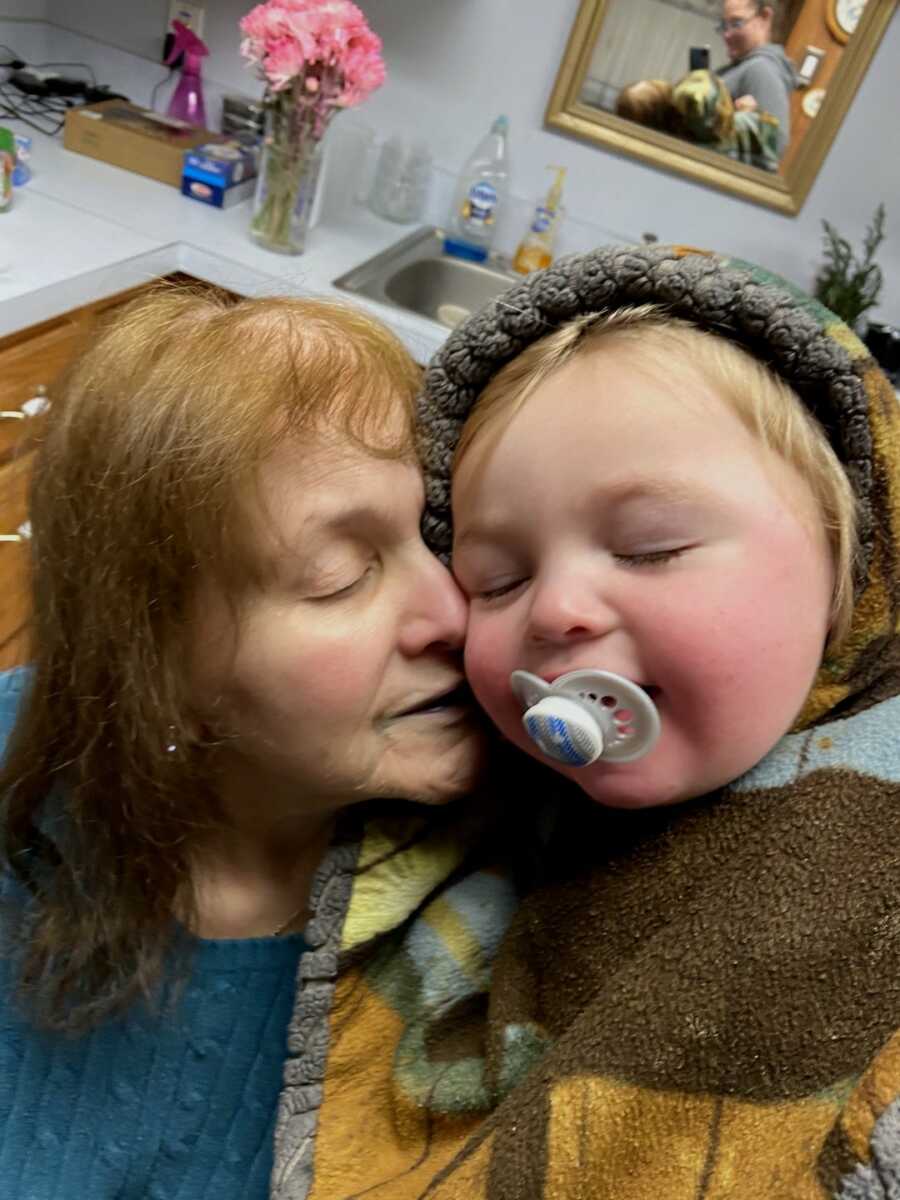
[[251, 84, 330, 253]]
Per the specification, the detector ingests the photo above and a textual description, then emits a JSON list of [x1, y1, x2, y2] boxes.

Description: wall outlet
[[163, 1, 206, 64], [167, 1, 205, 41]]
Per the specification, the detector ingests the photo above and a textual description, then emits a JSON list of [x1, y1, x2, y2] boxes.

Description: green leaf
[[813, 203, 887, 330]]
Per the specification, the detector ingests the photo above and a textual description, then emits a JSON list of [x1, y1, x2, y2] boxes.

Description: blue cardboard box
[[181, 139, 258, 209]]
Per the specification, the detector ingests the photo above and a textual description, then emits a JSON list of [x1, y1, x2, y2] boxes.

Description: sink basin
[[333, 226, 519, 329]]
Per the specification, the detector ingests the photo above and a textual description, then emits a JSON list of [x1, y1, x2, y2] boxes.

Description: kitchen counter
[[0, 128, 450, 362]]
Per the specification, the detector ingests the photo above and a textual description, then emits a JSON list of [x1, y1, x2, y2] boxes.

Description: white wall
[[0, 7, 51, 60], [29, 0, 900, 321], [44, 0, 165, 60], [0, 2, 48, 17]]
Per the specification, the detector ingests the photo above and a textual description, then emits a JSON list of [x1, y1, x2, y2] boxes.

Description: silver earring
[[165, 726, 178, 754]]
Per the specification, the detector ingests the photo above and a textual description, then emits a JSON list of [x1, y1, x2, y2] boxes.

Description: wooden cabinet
[[0, 275, 237, 670], [0, 317, 80, 465], [0, 453, 33, 670], [0, 316, 81, 671]]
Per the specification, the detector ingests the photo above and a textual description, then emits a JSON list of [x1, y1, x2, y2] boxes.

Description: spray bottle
[[164, 19, 209, 128], [512, 166, 567, 275]]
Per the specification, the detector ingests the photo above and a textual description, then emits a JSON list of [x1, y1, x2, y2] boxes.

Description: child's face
[[452, 347, 835, 809]]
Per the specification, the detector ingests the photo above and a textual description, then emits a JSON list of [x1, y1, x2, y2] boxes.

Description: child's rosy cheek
[[464, 637, 508, 697]]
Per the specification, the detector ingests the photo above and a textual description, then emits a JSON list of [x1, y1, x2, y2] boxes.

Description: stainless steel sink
[[333, 226, 519, 329]]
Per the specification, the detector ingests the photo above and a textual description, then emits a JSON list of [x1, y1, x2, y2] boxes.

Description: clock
[[825, 0, 868, 44]]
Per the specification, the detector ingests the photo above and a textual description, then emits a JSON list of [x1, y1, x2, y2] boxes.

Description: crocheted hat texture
[[417, 243, 900, 728]]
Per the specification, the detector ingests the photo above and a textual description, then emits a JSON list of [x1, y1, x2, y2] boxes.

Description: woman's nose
[[400, 552, 468, 655], [527, 575, 619, 645]]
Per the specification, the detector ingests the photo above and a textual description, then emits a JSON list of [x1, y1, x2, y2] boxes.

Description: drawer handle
[[0, 519, 31, 543], [1, 388, 51, 421]]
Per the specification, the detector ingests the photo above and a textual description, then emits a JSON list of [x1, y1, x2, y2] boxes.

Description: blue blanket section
[[732, 694, 900, 793]]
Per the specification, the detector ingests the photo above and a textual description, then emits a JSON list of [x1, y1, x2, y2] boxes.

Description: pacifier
[[510, 669, 660, 767]]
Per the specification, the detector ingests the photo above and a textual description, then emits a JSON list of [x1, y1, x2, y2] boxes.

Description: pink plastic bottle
[[164, 19, 208, 128]]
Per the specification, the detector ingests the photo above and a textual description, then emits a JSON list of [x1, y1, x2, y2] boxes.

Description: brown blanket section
[[416, 761, 900, 1199]]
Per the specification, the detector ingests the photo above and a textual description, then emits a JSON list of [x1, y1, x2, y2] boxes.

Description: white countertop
[[0, 129, 449, 362]]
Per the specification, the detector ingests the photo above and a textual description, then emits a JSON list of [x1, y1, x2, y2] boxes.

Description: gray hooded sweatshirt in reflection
[[717, 43, 797, 156]]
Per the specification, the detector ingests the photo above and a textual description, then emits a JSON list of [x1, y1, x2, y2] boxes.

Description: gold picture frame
[[545, 0, 896, 215]]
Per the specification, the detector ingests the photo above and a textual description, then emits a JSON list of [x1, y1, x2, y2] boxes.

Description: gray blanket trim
[[835, 1097, 900, 1199], [417, 244, 872, 577], [270, 836, 361, 1200]]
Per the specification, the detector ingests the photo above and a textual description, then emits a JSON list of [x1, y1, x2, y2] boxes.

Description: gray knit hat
[[417, 243, 883, 571]]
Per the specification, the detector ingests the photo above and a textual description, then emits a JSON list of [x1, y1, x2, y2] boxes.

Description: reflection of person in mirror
[[616, 70, 781, 171], [716, 0, 798, 157], [614, 79, 681, 134]]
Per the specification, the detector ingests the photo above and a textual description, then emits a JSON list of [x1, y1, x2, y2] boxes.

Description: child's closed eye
[[472, 576, 529, 602], [614, 546, 693, 567]]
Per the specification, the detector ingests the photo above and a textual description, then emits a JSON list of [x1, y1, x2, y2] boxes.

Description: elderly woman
[[0, 290, 529, 1199]]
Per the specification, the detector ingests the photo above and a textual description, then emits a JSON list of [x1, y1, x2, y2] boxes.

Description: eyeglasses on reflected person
[[715, 12, 761, 34]]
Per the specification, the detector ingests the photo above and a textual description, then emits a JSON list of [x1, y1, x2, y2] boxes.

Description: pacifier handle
[[511, 669, 660, 767]]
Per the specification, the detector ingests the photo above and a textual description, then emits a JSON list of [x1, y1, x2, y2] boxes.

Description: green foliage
[[814, 203, 886, 331]]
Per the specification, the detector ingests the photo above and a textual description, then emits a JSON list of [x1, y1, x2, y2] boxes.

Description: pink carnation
[[338, 35, 386, 107], [264, 36, 310, 90], [239, 0, 385, 104]]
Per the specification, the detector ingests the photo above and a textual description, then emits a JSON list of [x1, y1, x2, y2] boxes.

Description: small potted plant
[[813, 202, 886, 332]]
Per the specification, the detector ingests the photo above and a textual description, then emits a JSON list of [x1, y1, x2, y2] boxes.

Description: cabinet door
[[0, 452, 33, 670], [0, 317, 81, 465]]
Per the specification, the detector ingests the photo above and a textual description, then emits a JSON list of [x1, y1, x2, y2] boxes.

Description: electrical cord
[[150, 68, 174, 113], [0, 82, 70, 135], [30, 59, 97, 86], [0, 49, 123, 135]]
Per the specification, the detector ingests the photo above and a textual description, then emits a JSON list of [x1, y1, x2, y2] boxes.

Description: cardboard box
[[181, 139, 258, 209], [63, 100, 223, 188], [183, 139, 257, 186], [182, 174, 256, 210]]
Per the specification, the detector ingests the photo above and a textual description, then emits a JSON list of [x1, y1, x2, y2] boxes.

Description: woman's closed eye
[[308, 562, 375, 601]]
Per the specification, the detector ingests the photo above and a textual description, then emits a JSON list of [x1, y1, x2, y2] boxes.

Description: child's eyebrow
[[454, 475, 718, 549], [600, 476, 720, 510]]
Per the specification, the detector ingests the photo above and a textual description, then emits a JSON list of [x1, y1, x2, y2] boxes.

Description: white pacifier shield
[[511, 669, 660, 766]]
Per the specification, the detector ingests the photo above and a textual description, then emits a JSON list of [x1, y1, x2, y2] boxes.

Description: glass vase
[[250, 97, 326, 256]]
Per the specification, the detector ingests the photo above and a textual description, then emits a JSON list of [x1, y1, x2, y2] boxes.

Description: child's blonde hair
[[454, 305, 858, 647]]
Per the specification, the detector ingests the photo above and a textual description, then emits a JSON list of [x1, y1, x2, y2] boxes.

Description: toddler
[[416, 245, 900, 1199], [452, 304, 853, 812]]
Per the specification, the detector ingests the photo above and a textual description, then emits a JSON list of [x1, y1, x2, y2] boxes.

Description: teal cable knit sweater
[[0, 669, 306, 1199]]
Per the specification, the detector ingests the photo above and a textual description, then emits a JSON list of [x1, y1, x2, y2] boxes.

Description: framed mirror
[[546, 0, 896, 214]]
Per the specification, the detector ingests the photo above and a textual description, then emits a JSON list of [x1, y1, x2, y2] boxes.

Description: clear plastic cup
[[368, 137, 433, 224]]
